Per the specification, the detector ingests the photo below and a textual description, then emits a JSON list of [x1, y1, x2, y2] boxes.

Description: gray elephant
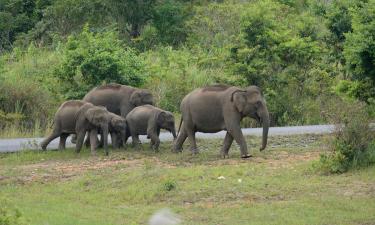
[[125, 105, 177, 150], [81, 83, 154, 146], [173, 84, 270, 158], [87, 112, 127, 149], [41, 100, 111, 155]]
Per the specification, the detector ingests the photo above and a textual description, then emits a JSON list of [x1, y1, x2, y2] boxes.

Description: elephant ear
[[130, 91, 141, 106], [75, 103, 94, 131], [231, 89, 247, 113], [156, 111, 168, 126]]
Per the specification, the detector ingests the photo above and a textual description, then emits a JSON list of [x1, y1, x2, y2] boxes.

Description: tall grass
[[0, 46, 63, 138]]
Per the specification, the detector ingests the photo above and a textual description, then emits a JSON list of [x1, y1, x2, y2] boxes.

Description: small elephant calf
[[125, 105, 177, 150], [40, 100, 111, 155], [92, 112, 127, 148]]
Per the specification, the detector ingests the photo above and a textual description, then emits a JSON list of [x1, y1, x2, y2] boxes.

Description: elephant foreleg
[[89, 129, 98, 155], [131, 134, 140, 148], [228, 127, 251, 158], [111, 132, 119, 149], [148, 132, 160, 151], [59, 133, 69, 150], [221, 132, 234, 158], [75, 131, 86, 153]]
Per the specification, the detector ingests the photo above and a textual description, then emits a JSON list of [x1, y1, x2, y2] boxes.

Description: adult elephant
[[73, 83, 154, 146], [173, 84, 270, 158], [83, 83, 154, 117]]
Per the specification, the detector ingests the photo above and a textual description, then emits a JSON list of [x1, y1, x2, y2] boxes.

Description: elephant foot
[[221, 154, 229, 159], [241, 154, 253, 159], [151, 145, 159, 152], [191, 148, 199, 155]]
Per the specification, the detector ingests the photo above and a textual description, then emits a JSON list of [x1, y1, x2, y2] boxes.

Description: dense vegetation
[[1, 0, 374, 169], [1, 0, 374, 125]]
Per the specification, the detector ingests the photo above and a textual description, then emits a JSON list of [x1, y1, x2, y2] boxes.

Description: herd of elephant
[[41, 83, 270, 158]]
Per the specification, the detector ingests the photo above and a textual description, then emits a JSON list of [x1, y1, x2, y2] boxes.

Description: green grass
[[1, 135, 374, 225]]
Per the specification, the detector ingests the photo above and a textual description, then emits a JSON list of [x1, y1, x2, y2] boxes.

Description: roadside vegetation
[[1, 0, 374, 134]]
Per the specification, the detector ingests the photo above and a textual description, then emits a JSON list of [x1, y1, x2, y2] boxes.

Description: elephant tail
[[177, 116, 183, 136]]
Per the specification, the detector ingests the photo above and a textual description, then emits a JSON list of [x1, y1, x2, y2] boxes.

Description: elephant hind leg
[[173, 127, 187, 152], [41, 130, 61, 150], [58, 133, 69, 150]]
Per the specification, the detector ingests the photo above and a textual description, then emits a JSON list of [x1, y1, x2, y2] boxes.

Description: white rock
[[149, 208, 181, 225], [217, 176, 226, 180]]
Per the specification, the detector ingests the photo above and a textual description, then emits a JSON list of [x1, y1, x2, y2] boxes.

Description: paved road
[[0, 125, 336, 153]]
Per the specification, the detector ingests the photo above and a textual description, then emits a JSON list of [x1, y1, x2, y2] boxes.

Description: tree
[[56, 26, 145, 99], [107, 0, 156, 38], [343, 0, 375, 102]]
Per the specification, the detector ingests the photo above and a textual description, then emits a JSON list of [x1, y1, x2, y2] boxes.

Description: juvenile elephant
[[41, 100, 111, 155], [173, 84, 270, 158], [80, 83, 154, 146], [88, 112, 127, 148], [125, 105, 177, 150]]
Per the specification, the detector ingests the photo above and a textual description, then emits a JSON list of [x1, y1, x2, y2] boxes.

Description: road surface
[[0, 125, 336, 153]]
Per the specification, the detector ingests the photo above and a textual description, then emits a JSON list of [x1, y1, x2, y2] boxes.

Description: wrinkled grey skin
[[41, 100, 111, 155], [107, 112, 127, 148], [125, 105, 177, 150], [173, 85, 270, 158], [80, 83, 154, 146], [87, 112, 127, 149]]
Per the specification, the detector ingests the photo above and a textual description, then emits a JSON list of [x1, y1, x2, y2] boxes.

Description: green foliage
[[152, 0, 188, 46], [0, 0, 52, 51], [56, 26, 145, 99], [315, 100, 375, 174], [143, 47, 216, 112], [0, 199, 27, 225], [229, 0, 332, 125], [0, 45, 60, 133], [343, 0, 375, 102], [163, 180, 177, 191], [107, 0, 156, 38]]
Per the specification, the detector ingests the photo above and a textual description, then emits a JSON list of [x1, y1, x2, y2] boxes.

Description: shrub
[[143, 47, 216, 112], [55, 25, 146, 99], [315, 100, 375, 174], [163, 180, 176, 192]]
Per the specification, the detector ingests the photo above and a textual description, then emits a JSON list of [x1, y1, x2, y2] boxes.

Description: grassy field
[[0, 134, 374, 225]]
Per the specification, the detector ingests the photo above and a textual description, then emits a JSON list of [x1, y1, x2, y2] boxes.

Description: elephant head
[[157, 111, 177, 139], [109, 113, 127, 142], [130, 89, 154, 106], [231, 86, 270, 151]]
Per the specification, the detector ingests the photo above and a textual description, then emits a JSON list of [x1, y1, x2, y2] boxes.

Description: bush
[[315, 100, 375, 174], [143, 47, 216, 112], [55, 26, 146, 99]]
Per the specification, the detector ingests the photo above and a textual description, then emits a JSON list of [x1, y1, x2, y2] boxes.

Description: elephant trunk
[[260, 107, 270, 151], [102, 125, 109, 155]]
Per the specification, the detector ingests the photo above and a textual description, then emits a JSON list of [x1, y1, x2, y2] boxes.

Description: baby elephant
[[93, 112, 127, 148], [125, 105, 177, 150], [40, 100, 111, 155]]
